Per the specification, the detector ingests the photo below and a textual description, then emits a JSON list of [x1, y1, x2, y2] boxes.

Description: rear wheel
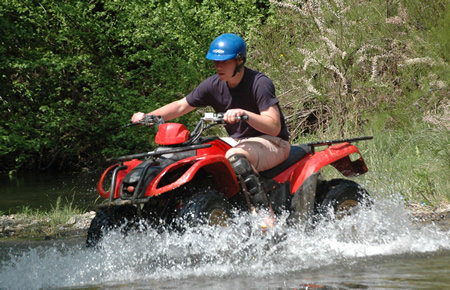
[[176, 190, 233, 227], [316, 179, 370, 219], [86, 204, 138, 248]]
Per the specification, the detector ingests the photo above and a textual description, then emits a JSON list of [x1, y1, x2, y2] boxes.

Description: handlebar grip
[[201, 112, 248, 123], [125, 115, 163, 128]]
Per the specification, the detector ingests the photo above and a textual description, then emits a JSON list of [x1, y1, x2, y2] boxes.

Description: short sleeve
[[253, 75, 278, 112]]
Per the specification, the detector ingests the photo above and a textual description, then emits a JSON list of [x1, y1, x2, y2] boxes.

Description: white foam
[[0, 195, 448, 289]]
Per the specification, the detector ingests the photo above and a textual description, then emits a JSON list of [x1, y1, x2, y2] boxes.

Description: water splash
[[0, 195, 448, 289]]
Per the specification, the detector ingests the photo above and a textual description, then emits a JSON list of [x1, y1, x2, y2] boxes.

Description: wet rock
[[65, 211, 96, 230]]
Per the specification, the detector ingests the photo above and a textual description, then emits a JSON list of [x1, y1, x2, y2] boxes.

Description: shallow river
[[0, 172, 98, 213], [0, 196, 449, 289], [0, 174, 449, 289]]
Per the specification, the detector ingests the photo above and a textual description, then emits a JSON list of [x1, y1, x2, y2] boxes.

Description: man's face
[[214, 59, 239, 81]]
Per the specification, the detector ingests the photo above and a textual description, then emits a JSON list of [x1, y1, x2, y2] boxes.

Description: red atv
[[87, 113, 372, 247]]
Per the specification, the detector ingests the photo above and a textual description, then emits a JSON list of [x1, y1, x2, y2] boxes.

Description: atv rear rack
[[307, 136, 373, 155]]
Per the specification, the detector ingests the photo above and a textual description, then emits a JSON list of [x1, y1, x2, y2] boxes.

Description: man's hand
[[226, 105, 281, 136], [224, 109, 248, 124], [131, 112, 146, 123]]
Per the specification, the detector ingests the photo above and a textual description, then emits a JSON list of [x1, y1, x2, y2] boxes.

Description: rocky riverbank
[[0, 211, 96, 240], [408, 204, 450, 230], [1, 205, 449, 240]]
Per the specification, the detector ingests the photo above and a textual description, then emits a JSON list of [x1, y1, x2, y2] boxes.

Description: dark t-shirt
[[186, 68, 290, 141]]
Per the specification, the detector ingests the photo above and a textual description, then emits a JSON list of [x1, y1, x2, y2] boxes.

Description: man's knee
[[226, 147, 258, 172], [226, 147, 248, 159], [228, 154, 268, 206], [228, 154, 254, 176]]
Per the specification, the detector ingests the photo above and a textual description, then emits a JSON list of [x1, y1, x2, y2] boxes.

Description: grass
[[361, 124, 449, 206], [17, 196, 84, 224], [2, 196, 86, 239]]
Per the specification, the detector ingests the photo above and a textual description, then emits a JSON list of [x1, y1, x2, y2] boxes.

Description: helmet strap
[[232, 55, 246, 77]]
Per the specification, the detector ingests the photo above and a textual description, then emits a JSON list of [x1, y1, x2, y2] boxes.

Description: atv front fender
[[144, 154, 240, 198]]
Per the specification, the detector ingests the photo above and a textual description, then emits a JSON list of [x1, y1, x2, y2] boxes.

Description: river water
[[0, 172, 98, 213], [0, 197, 449, 288], [0, 175, 449, 289]]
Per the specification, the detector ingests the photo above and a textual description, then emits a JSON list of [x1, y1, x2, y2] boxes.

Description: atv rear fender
[[97, 159, 142, 199], [144, 154, 240, 198], [276, 142, 368, 194]]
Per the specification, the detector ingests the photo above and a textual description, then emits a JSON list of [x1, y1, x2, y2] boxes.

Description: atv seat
[[260, 144, 311, 179]]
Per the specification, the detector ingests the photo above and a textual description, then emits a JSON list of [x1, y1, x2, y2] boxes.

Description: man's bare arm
[[131, 97, 196, 123], [223, 104, 282, 136]]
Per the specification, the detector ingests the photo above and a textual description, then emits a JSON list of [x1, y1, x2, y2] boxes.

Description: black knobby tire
[[86, 204, 138, 248], [177, 190, 233, 227], [316, 179, 370, 219]]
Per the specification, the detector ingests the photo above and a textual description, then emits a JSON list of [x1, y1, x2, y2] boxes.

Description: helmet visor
[[206, 51, 236, 61]]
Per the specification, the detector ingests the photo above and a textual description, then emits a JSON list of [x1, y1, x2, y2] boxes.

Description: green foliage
[[254, 0, 449, 138], [0, 0, 270, 172], [295, 119, 449, 206], [47, 196, 84, 228]]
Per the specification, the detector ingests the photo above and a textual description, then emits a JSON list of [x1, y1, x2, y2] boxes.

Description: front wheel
[[86, 204, 138, 248], [176, 190, 234, 228], [316, 179, 370, 219]]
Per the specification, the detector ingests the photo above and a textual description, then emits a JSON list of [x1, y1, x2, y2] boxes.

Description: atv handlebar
[[127, 112, 248, 127], [187, 113, 248, 145], [113, 112, 247, 161]]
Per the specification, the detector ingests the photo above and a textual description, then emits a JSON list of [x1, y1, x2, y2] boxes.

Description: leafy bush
[[0, 0, 270, 172]]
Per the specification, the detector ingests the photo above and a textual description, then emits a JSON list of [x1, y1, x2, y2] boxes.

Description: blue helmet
[[206, 33, 247, 61]]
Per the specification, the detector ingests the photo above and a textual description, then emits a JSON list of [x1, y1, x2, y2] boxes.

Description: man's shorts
[[225, 135, 291, 172]]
